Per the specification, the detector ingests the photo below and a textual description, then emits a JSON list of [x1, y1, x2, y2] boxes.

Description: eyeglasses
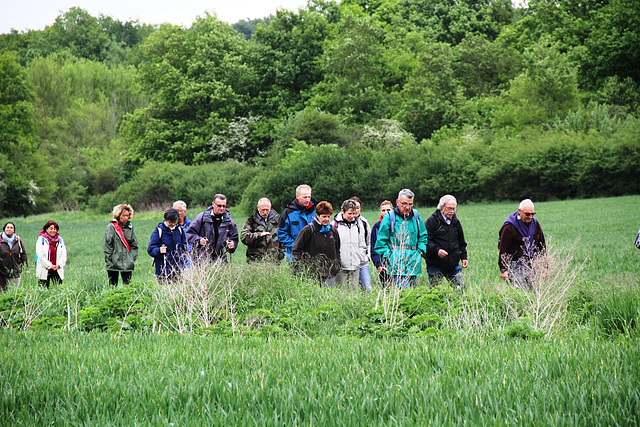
[[399, 202, 414, 207], [521, 212, 535, 217], [215, 203, 227, 208], [443, 207, 456, 212]]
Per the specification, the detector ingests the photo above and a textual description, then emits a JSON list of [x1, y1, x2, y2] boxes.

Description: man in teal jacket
[[374, 189, 428, 289]]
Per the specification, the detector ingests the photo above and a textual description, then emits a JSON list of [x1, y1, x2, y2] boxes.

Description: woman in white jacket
[[36, 220, 67, 288], [333, 199, 371, 291]]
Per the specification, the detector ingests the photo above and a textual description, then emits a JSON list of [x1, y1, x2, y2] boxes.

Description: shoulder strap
[[157, 226, 163, 239], [389, 210, 396, 234]]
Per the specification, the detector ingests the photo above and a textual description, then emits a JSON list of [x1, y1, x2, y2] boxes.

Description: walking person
[[278, 184, 316, 261], [148, 208, 189, 282], [186, 194, 238, 264], [241, 198, 284, 263], [0, 222, 28, 290], [36, 220, 67, 288], [371, 200, 394, 288], [334, 199, 371, 291], [104, 204, 139, 286], [349, 197, 372, 291]]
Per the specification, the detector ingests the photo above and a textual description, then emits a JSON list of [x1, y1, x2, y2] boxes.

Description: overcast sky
[[0, 0, 311, 34]]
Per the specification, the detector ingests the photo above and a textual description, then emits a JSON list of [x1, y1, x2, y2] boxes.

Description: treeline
[[1, 0, 639, 215]]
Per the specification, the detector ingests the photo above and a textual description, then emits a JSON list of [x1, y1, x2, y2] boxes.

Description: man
[[278, 184, 316, 261], [498, 199, 546, 291], [333, 199, 371, 291], [148, 208, 188, 282], [186, 194, 238, 263], [374, 189, 428, 289], [424, 195, 468, 291], [240, 198, 283, 263]]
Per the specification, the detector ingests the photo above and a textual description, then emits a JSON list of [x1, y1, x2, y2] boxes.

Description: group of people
[[0, 185, 547, 292]]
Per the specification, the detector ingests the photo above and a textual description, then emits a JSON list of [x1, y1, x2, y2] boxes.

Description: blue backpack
[[388, 209, 422, 234]]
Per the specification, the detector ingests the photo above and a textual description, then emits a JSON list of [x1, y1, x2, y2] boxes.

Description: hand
[[199, 237, 208, 246], [437, 249, 448, 258], [461, 259, 468, 268], [260, 232, 270, 237], [226, 240, 235, 249], [376, 266, 383, 273], [500, 271, 509, 281], [160, 245, 167, 254]]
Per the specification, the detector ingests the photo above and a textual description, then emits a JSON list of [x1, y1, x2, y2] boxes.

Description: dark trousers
[[107, 270, 132, 286], [39, 270, 62, 288]]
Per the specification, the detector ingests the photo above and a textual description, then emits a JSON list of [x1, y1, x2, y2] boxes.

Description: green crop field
[[1, 196, 639, 424]]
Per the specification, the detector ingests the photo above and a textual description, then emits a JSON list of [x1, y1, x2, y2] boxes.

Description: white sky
[[0, 0, 311, 34]]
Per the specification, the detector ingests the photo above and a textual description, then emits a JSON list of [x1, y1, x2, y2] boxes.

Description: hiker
[[292, 201, 341, 286], [241, 197, 284, 263], [349, 196, 372, 291], [103, 204, 138, 286], [277, 184, 316, 261], [334, 199, 371, 291], [498, 199, 546, 291], [186, 194, 238, 264], [0, 222, 28, 290], [148, 208, 189, 282], [424, 195, 468, 291], [374, 189, 428, 289], [371, 200, 394, 288], [36, 220, 68, 288]]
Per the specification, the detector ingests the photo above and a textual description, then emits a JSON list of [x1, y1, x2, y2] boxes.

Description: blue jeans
[[427, 264, 464, 291], [392, 275, 417, 290], [359, 265, 372, 292]]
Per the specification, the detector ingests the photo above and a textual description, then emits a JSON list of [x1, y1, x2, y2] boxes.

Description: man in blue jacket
[[186, 194, 238, 264], [278, 184, 316, 261]]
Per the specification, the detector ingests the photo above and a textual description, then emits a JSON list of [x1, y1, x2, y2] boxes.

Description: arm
[[18, 238, 28, 268], [36, 238, 52, 270], [292, 226, 310, 261], [458, 223, 468, 267], [374, 217, 391, 262], [240, 219, 260, 246], [103, 225, 115, 270], [277, 216, 295, 250], [425, 217, 440, 257], [129, 226, 139, 261], [498, 224, 514, 279], [227, 223, 239, 254], [370, 223, 382, 267], [417, 219, 428, 256], [57, 238, 67, 268], [147, 228, 163, 258]]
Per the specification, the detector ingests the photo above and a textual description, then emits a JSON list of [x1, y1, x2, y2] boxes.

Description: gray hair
[[519, 199, 534, 210], [296, 184, 311, 195], [257, 198, 271, 207], [397, 189, 414, 200], [341, 199, 358, 212], [213, 194, 227, 203], [437, 195, 457, 210], [173, 200, 187, 211]]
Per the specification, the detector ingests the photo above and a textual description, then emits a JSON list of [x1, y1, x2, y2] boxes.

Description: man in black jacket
[[424, 195, 468, 291]]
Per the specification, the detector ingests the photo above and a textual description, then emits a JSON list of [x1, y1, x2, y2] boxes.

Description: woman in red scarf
[[103, 204, 139, 286], [35, 220, 67, 288]]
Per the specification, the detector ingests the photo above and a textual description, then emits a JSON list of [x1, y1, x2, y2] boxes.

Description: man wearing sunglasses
[[498, 199, 546, 290], [187, 194, 238, 263]]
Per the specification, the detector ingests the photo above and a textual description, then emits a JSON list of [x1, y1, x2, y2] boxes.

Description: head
[[341, 199, 358, 222], [43, 220, 59, 237], [172, 200, 187, 222], [349, 197, 362, 217], [257, 197, 272, 219], [315, 201, 333, 226], [438, 195, 457, 220], [518, 199, 536, 224], [295, 184, 312, 207], [164, 208, 180, 228], [212, 194, 227, 216], [396, 189, 415, 216], [113, 204, 134, 223], [3, 222, 15, 236], [379, 200, 393, 217]]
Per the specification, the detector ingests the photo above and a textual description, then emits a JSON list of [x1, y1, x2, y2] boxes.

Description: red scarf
[[111, 220, 130, 252]]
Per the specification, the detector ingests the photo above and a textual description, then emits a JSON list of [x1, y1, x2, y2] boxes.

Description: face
[[396, 195, 414, 216], [518, 205, 536, 224], [380, 204, 392, 217], [46, 225, 58, 237], [318, 213, 331, 226], [212, 198, 227, 215], [120, 210, 131, 223], [174, 206, 186, 221], [166, 219, 177, 228], [257, 203, 271, 219], [441, 200, 457, 219], [4, 223, 15, 236], [296, 189, 312, 206], [352, 201, 361, 217], [342, 209, 357, 222]]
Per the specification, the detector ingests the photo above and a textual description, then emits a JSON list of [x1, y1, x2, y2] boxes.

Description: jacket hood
[[202, 206, 232, 223]]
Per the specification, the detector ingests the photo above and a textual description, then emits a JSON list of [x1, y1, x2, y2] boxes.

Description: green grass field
[[1, 196, 639, 424]]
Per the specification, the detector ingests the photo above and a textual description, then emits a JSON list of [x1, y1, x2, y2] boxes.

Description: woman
[[104, 204, 139, 286], [0, 222, 28, 290], [36, 220, 67, 288], [370, 200, 393, 288], [147, 208, 188, 283], [292, 201, 341, 286], [350, 196, 372, 291]]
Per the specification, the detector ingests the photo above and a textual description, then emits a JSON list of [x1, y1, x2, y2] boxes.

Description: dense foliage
[[1, 0, 639, 216]]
